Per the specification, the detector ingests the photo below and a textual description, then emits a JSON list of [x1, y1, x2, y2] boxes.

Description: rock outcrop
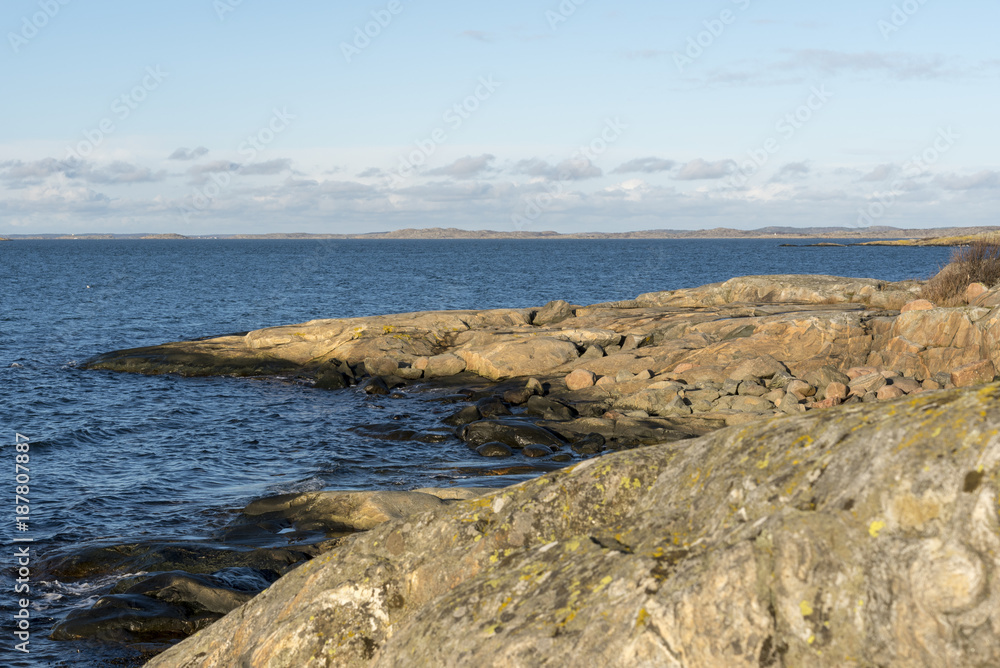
[[82, 275, 1000, 441], [148, 383, 1000, 667], [79, 273, 1000, 664]]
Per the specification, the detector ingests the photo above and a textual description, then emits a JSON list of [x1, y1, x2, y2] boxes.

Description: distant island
[[3, 225, 1000, 243]]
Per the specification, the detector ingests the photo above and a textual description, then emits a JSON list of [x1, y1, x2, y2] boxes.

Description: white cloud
[[859, 163, 895, 182], [239, 159, 293, 176], [168, 147, 209, 161], [675, 159, 736, 180], [934, 170, 1000, 191], [513, 156, 602, 181], [426, 154, 496, 179], [612, 157, 676, 174]]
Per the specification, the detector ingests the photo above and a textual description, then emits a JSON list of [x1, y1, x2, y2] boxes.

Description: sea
[[0, 238, 954, 666]]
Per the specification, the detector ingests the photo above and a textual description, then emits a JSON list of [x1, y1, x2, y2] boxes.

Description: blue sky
[[1, 0, 997, 234]]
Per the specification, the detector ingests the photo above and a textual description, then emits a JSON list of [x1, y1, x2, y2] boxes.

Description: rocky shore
[[70, 274, 1000, 665]]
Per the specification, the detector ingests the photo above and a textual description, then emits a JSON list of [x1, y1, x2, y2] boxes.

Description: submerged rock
[[458, 419, 565, 450], [150, 383, 1000, 667], [51, 570, 267, 644]]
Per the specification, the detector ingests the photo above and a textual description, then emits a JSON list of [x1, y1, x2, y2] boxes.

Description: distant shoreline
[[3, 225, 1000, 242]]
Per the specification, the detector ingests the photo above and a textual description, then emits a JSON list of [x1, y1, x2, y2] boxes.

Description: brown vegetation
[[921, 239, 1000, 306]]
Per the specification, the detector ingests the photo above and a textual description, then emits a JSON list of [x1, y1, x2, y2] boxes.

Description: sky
[[0, 0, 997, 234]]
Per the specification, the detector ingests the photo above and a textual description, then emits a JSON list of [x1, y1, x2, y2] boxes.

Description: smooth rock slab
[[150, 383, 1000, 668], [456, 338, 579, 381]]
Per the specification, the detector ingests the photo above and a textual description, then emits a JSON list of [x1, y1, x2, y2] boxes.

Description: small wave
[[35, 572, 148, 610]]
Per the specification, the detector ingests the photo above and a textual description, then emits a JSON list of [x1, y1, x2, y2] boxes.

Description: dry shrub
[[921, 239, 1000, 306]]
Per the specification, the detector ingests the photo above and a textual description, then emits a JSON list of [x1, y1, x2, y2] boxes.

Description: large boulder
[[533, 300, 576, 326], [150, 384, 1000, 668], [238, 490, 450, 533], [456, 337, 579, 380]]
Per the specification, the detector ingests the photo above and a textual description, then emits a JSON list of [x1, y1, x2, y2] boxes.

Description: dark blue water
[[0, 239, 952, 665]]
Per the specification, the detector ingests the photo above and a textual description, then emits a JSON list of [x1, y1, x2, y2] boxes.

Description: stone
[[569, 433, 605, 455], [811, 396, 842, 409], [722, 378, 740, 396], [475, 396, 511, 419], [967, 282, 988, 303], [442, 406, 482, 427], [890, 377, 922, 394], [615, 369, 636, 383], [850, 372, 886, 395], [728, 354, 788, 381], [686, 389, 721, 405], [533, 300, 575, 326], [876, 385, 906, 401], [595, 375, 616, 387], [364, 356, 399, 378], [565, 369, 597, 391], [458, 420, 564, 449], [731, 396, 773, 413], [314, 369, 349, 390], [825, 382, 849, 401], [804, 366, 851, 392], [524, 396, 577, 421], [612, 389, 690, 416], [395, 366, 423, 380], [525, 378, 544, 396], [901, 299, 936, 312], [620, 334, 652, 351], [767, 371, 795, 389], [777, 393, 803, 414], [647, 380, 684, 391], [456, 338, 579, 381], [521, 445, 553, 458], [239, 489, 449, 533], [763, 389, 785, 404], [579, 344, 605, 359], [50, 569, 272, 644], [846, 366, 880, 380], [423, 353, 467, 378], [951, 360, 996, 388], [923, 379, 942, 391], [933, 371, 953, 387], [785, 379, 816, 399], [360, 376, 389, 395], [502, 387, 533, 405], [475, 442, 513, 458], [737, 380, 767, 397]]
